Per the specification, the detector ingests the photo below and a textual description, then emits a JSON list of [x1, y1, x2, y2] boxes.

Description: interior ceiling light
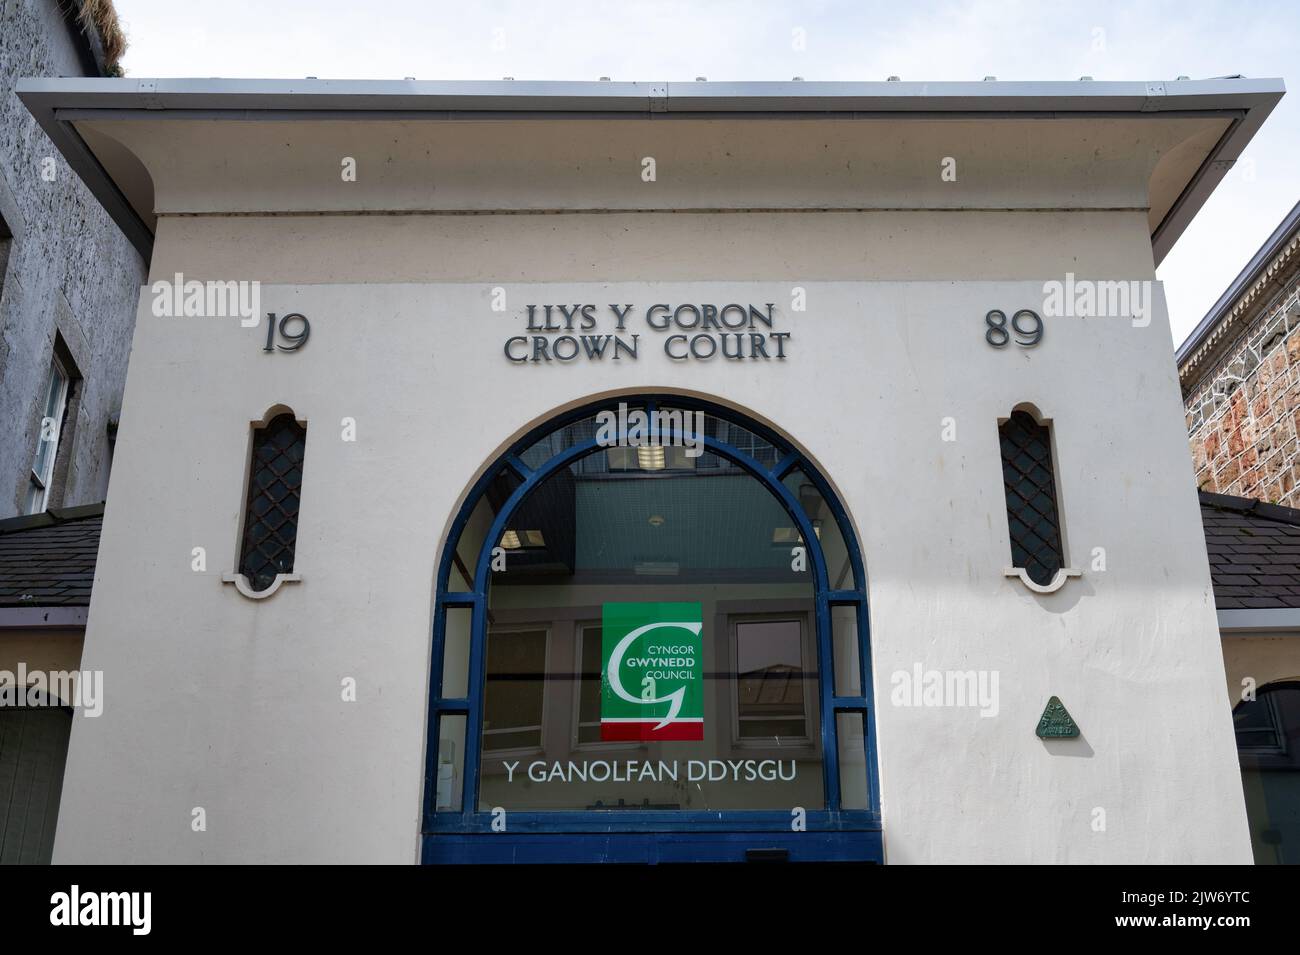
[[638, 445, 666, 470], [772, 521, 822, 544], [648, 515, 665, 527], [501, 529, 544, 549]]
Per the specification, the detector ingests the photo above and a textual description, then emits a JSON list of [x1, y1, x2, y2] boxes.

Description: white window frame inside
[[571, 618, 641, 754], [725, 609, 818, 752], [25, 359, 70, 515], [479, 624, 551, 758]]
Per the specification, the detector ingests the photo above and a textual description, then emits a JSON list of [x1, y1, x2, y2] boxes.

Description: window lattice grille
[[238, 413, 306, 592], [999, 410, 1064, 586]]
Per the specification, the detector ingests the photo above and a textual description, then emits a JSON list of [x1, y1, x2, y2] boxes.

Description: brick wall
[[1183, 249, 1300, 504]]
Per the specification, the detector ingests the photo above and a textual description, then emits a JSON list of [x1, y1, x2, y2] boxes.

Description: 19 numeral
[[263, 312, 311, 352], [985, 309, 1042, 348]]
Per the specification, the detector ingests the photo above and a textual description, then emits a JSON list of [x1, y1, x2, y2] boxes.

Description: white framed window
[[574, 621, 603, 746], [481, 625, 550, 754], [729, 613, 816, 745], [571, 619, 641, 752], [25, 360, 69, 514]]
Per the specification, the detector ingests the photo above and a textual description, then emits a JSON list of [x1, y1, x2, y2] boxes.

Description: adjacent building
[[0, 0, 142, 864], [0, 503, 101, 863], [1200, 490, 1300, 864], [0, 0, 144, 518], [1178, 202, 1300, 865]]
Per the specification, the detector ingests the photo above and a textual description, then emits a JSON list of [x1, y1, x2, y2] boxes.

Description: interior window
[[735, 617, 809, 740], [482, 628, 548, 752]]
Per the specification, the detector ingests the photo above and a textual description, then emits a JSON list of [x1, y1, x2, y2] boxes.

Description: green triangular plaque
[[1036, 696, 1080, 738]]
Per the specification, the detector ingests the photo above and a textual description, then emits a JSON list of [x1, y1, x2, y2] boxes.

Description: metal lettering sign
[[505, 303, 792, 363]]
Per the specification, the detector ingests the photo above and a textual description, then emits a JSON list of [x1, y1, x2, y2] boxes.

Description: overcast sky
[[111, 0, 1299, 347]]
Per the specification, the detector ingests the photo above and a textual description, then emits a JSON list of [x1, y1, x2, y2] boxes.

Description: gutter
[[15, 76, 1285, 263], [1218, 608, 1300, 634], [0, 607, 89, 631]]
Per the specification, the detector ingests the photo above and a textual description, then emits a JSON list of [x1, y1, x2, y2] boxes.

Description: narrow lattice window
[[238, 413, 306, 592], [999, 410, 1065, 586]]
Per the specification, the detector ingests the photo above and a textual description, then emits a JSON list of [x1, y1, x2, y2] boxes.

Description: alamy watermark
[[0, 664, 103, 717], [890, 664, 999, 717], [1042, 273, 1151, 328], [150, 272, 261, 326], [594, 402, 704, 458], [50, 885, 150, 935]]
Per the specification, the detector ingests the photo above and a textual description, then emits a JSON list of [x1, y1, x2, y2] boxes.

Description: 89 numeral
[[263, 312, 311, 352], [985, 309, 1042, 348]]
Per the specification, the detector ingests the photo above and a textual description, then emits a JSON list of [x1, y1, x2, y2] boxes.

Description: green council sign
[[601, 602, 703, 741]]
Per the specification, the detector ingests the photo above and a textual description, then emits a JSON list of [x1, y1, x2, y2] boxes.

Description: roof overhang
[[16, 76, 1284, 262]]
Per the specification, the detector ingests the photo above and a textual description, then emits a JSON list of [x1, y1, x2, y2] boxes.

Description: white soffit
[[16, 76, 1285, 262]]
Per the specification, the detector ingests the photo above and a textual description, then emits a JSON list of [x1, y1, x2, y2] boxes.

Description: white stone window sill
[[222, 572, 301, 600], [1003, 567, 1080, 594]]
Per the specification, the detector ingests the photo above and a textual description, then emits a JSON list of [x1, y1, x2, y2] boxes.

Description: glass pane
[[238, 414, 306, 593], [30, 366, 65, 482], [736, 619, 807, 739], [519, 401, 786, 477], [440, 608, 472, 698], [482, 628, 547, 752], [999, 411, 1064, 587], [448, 558, 471, 593], [1235, 685, 1300, 863], [707, 411, 782, 470], [434, 714, 466, 811], [1233, 695, 1281, 751], [577, 624, 602, 744], [781, 467, 857, 589], [831, 604, 862, 697], [479, 448, 823, 812], [446, 468, 521, 592], [519, 411, 611, 470], [836, 711, 869, 810]]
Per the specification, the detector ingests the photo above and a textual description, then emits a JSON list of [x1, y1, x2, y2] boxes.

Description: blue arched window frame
[[422, 395, 881, 863]]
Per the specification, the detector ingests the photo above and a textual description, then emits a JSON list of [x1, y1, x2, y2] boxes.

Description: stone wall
[[1183, 238, 1300, 505], [0, 0, 146, 517]]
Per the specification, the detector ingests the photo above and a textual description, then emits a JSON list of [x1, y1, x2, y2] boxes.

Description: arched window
[[423, 396, 878, 863], [237, 412, 306, 594], [999, 408, 1066, 588], [1233, 681, 1300, 864]]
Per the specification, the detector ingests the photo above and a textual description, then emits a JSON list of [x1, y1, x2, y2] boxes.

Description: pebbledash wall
[[0, 0, 145, 517], [18, 77, 1284, 864]]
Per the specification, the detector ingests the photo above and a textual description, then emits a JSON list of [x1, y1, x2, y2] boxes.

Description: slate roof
[[1200, 491, 1300, 609], [0, 504, 104, 608]]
